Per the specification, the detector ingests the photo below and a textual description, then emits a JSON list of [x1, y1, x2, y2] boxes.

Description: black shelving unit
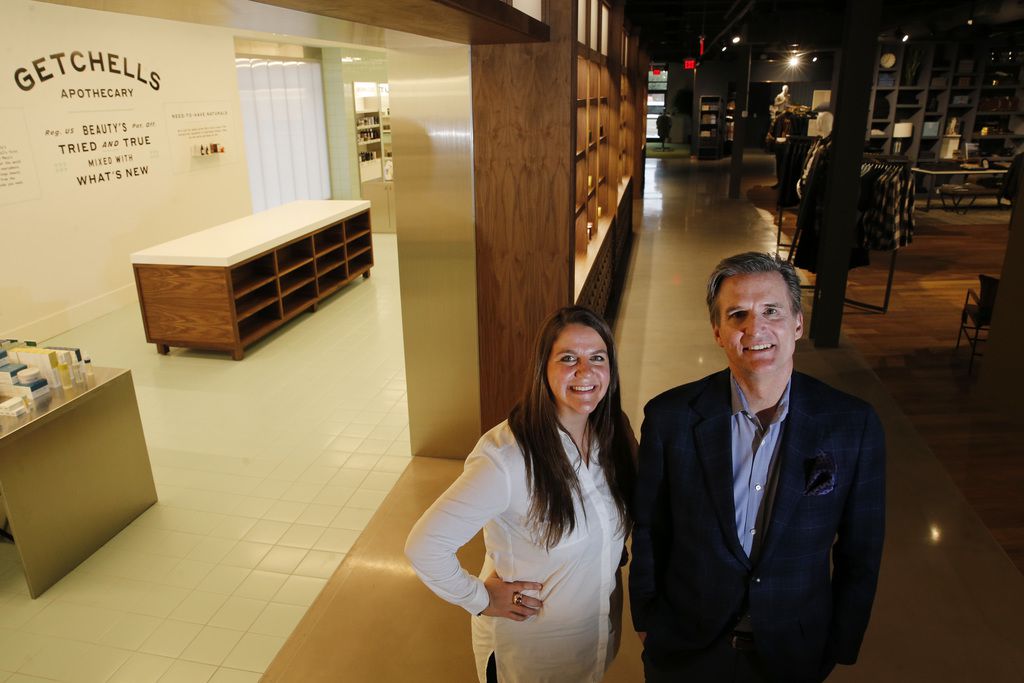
[[697, 95, 723, 160]]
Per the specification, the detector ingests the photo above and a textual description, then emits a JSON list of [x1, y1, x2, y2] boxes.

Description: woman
[[405, 306, 636, 683]]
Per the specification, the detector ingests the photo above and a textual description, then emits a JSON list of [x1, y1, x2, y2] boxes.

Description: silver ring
[[512, 591, 524, 606]]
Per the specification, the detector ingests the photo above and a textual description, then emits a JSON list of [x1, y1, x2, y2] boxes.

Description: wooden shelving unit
[[575, 55, 612, 260], [132, 202, 373, 360], [572, 0, 644, 316]]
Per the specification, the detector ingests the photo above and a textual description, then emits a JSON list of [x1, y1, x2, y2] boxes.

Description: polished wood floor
[[748, 179, 1024, 573]]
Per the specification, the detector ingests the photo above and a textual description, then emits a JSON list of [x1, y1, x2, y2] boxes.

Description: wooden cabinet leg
[[232, 348, 244, 361], [362, 271, 371, 279], [156, 344, 169, 355]]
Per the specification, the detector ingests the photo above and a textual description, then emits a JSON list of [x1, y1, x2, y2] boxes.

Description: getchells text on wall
[[13, 51, 161, 93]]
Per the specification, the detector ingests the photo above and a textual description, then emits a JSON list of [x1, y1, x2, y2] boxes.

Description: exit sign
[[684, 58, 697, 70]]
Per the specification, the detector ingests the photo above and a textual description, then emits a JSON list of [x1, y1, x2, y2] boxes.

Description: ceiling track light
[[899, 27, 909, 42], [812, 55, 818, 62], [731, 35, 741, 44], [722, 45, 728, 52]]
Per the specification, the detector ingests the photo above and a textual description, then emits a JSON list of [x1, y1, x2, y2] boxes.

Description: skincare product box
[[0, 363, 28, 386], [0, 396, 27, 417]]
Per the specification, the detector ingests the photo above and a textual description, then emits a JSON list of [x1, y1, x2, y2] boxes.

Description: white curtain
[[236, 58, 331, 213]]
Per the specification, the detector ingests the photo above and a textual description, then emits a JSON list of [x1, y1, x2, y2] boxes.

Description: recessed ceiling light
[[789, 55, 800, 67], [722, 45, 728, 52], [732, 35, 741, 44], [812, 56, 818, 62]]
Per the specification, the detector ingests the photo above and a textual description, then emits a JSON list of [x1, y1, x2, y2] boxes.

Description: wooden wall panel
[[134, 266, 235, 344], [472, 2, 574, 431]]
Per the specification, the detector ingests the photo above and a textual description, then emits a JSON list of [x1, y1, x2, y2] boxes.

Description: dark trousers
[[643, 632, 772, 683], [486, 652, 497, 683]]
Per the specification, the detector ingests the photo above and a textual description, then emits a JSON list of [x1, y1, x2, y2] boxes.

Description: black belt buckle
[[730, 631, 755, 651]]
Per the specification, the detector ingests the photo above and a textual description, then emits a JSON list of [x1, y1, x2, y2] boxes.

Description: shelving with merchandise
[[698, 96, 723, 160], [354, 81, 383, 181], [378, 82, 393, 180], [866, 40, 1024, 161]]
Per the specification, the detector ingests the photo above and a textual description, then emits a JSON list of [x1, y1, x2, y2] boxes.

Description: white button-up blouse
[[406, 420, 625, 683]]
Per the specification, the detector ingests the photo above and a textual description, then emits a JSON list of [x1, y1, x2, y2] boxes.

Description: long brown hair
[[508, 306, 635, 550]]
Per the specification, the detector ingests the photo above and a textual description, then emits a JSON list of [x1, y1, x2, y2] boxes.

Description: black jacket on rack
[[777, 136, 816, 208], [793, 137, 870, 273]]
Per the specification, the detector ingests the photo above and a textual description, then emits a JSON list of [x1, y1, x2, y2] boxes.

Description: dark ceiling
[[623, 0, 1024, 63]]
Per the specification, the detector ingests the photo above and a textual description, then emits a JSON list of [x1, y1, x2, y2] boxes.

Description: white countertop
[[130, 200, 371, 267]]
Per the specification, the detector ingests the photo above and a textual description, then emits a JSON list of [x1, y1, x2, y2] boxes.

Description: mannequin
[[769, 84, 791, 118], [816, 110, 834, 137]]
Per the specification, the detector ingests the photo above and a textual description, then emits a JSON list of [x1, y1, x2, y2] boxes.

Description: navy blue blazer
[[629, 369, 885, 683]]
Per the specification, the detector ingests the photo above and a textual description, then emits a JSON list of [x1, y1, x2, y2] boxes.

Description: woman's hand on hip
[[480, 570, 543, 621]]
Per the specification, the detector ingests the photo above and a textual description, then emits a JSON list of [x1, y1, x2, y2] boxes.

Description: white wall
[[0, 0, 251, 340]]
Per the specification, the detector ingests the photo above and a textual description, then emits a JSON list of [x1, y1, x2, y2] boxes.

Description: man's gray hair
[[706, 252, 803, 324]]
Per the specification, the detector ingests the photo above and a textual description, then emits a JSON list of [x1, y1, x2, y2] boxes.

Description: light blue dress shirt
[[730, 375, 792, 558]]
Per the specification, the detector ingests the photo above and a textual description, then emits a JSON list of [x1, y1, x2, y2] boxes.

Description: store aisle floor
[[267, 155, 1024, 682], [616, 154, 1024, 681], [0, 236, 410, 682]]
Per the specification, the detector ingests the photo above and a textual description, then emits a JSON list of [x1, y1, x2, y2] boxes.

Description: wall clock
[[880, 52, 896, 69]]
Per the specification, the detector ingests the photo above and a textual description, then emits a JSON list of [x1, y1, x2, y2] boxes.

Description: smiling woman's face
[[546, 323, 610, 428]]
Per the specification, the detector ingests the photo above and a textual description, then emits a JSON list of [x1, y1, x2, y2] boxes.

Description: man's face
[[712, 271, 803, 383]]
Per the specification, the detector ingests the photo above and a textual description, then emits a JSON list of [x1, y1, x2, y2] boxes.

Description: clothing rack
[[775, 135, 818, 255], [843, 156, 914, 314], [844, 250, 898, 313]]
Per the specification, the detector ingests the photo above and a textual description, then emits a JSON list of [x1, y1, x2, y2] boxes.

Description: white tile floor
[[0, 235, 409, 682]]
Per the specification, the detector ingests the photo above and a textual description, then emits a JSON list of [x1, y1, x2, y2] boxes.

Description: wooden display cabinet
[[132, 201, 372, 360]]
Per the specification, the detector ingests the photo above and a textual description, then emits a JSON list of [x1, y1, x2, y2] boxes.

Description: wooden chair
[[955, 274, 1000, 374]]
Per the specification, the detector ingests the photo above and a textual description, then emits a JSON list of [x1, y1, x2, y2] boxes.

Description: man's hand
[[480, 571, 543, 621]]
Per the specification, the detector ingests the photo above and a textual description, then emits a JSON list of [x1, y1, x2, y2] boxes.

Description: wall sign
[[2, 23, 241, 206], [1, 0, 252, 342]]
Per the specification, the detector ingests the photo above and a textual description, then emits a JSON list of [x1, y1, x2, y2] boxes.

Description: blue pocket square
[[804, 451, 836, 496]]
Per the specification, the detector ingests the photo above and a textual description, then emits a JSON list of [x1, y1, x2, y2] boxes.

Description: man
[[656, 112, 672, 150], [629, 252, 885, 683]]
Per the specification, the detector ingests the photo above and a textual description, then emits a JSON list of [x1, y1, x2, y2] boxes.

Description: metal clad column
[[810, 0, 882, 346], [388, 36, 481, 458]]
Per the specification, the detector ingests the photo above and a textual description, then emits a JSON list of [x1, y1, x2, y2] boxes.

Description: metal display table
[[0, 367, 157, 597]]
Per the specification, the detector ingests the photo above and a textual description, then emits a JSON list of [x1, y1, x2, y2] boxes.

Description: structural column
[[978, 169, 1024, 414], [810, 0, 882, 346], [728, 44, 752, 199]]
